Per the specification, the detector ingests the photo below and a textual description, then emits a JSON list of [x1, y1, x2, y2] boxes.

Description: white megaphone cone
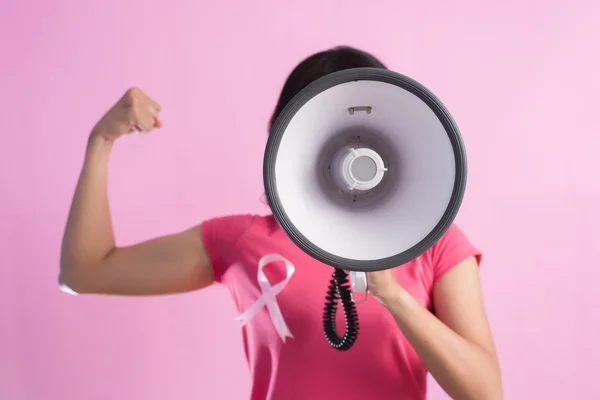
[[263, 67, 467, 351]]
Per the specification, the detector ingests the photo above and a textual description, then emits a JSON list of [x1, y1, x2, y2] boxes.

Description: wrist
[[86, 133, 114, 157], [378, 285, 413, 309]]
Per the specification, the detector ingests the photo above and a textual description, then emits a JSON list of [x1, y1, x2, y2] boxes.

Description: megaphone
[[263, 68, 467, 351]]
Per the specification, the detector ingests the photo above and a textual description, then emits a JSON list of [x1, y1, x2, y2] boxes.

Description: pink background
[[1, 0, 599, 399]]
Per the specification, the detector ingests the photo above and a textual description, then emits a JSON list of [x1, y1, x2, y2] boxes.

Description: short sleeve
[[201, 214, 255, 283], [430, 224, 482, 283]]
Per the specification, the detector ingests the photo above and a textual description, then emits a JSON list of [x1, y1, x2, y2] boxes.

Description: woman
[[60, 46, 502, 400]]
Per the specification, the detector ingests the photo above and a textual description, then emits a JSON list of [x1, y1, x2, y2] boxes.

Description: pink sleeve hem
[[431, 224, 482, 283], [201, 219, 224, 283], [200, 214, 256, 284], [433, 251, 482, 283]]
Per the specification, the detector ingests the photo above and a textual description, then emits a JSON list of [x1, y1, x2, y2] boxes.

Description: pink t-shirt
[[202, 214, 481, 400]]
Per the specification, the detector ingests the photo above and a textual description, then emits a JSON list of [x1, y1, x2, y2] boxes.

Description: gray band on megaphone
[[264, 67, 467, 272]]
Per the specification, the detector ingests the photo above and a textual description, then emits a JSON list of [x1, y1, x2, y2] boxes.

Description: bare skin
[[59, 88, 214, 296]]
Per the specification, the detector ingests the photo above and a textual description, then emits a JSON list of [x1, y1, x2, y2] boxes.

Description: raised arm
[[59, 88, 214, 296]]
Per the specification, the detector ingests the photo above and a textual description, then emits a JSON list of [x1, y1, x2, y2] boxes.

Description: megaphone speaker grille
[[264, 68, 466, 272]]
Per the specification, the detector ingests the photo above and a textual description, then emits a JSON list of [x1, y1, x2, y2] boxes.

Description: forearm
[[60, 137, 116, 284], [385, 289, 502, 400]]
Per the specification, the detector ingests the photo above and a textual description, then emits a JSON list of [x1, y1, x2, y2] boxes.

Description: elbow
[[470, 349, 503, 400], [479, 388, 503, 400], [472, 375, 503, 400], [455, 385, 502, 400], [487, 363, 504, 400], [58, 277, 80, 296], [449, 364, 503, 400], [58, 264, 95, 295], [489, 380, 504, 400]]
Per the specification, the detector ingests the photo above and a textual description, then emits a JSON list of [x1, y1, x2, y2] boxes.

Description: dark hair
[[269, 46, 387, 129]]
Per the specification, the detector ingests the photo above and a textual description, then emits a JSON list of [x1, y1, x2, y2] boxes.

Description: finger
[[148, 104, 161, 118], [136, 117, 153, 133], [122, 112, 141, 133], [129, 123, 144, 134], [144, 104, 161, 128], [142, 109, 160, 131], [128, 107, 153, 133], [126, 114, 145, 133]]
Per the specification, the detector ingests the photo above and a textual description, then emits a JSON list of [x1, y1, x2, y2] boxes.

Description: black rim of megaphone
[[264, 67, 467, 272]]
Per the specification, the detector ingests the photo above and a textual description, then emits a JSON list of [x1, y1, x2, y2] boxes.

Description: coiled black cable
[[322, 268, 359, 351]]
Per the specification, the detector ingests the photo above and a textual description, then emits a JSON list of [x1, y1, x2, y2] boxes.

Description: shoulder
[[431, 224, 473, 254], [201, 213, 278, 248], [201, 213, 256, 236], [200, 214, 281, 283]]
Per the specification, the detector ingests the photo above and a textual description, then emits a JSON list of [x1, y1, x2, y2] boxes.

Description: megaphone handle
[[322, 268, 359, 351], [349, 271, 368, 293], [348, 271, 368, 304]]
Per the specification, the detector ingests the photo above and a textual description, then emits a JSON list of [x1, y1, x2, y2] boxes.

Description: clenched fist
[[90, 87, 162, 143]]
